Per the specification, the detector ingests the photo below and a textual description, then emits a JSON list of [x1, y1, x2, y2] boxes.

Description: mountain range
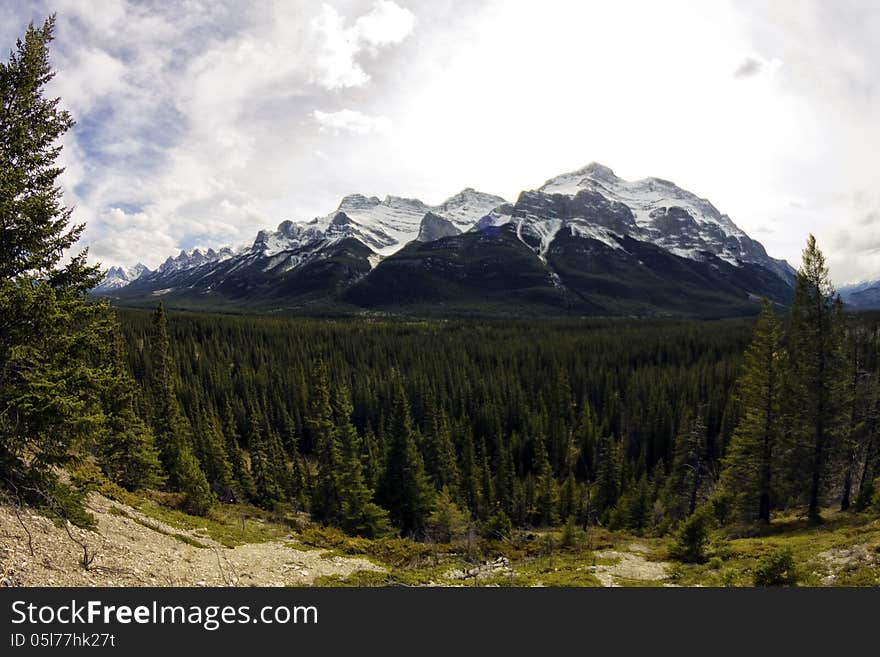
[[95, 163, 797, 318], [839, 280, 880, 309]]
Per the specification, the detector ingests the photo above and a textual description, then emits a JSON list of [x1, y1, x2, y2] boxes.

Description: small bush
[[720, 569, 739, 587], [482, 510, 512, 541], [560, 515, 582, 549], [670, 505, 715, 563], [753, 548, 797, 586]]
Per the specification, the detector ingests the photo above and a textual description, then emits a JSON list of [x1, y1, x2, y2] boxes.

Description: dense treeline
[[2, 18, 879, 546], [109, 271, 880, 539]]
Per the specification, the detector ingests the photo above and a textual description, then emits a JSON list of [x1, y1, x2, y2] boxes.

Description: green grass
[[108, 505, 210, 548], [98, 481, 880, 587], [98, 481, 295, 548], [660, 510, 880, 587]]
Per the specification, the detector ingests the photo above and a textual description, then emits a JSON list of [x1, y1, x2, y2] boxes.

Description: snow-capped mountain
[[157, 247, 236, 274], [97, 163, 795, 317], [479, 162, 795, 283], [840, 280, 880, 309], [93, 263, 148, 292], [257, 189, 505, 256]]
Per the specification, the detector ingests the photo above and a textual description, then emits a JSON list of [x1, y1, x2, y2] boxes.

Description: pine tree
[[719, 301, 782, 524], [534, 438, 559, 526], [427, 486, 468, 543], [148, 302, 213, 515], [0, 16, 114, 520], [664, 409, 710, 521], [378, 381, 435, 536], [98, 316, 165, 491], [333, 386, 391, 537], [593, 435, 621, 518], [785, 235, 847, 521], [222, 399, 256, 502], [247, 411, 283, 508], [839, 325, 871, 511], [307, 360, 341, 524], [423, 404, 461, 498], [192, 399, 235, 501]]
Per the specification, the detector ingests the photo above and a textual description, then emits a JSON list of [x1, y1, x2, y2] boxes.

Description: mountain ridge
[[96, 163, 796, 317]]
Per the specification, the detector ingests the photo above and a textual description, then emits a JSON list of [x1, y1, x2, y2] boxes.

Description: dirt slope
[[0, 494, 382, 587]]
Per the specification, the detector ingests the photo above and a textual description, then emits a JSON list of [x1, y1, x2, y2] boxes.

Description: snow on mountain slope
[[537, 162, 793, 281], [93, 263, 148, 291], [157, 247, 235, 274], [298, 190, 505, 256], [96, 164, 794, 301]]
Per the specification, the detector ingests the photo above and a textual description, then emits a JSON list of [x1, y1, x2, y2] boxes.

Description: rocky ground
[[0, 494, 382, 587], [590, 544, 670, 587]]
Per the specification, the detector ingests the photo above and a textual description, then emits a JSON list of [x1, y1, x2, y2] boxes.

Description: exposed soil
[[0, 494, 382, 587], [590, 543, 670, 586]]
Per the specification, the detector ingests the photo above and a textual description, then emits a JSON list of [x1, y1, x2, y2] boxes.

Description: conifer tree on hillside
[[719, 301, 782, 524], [663, 409, 710, 521], [148, 302, 213, 515], [332, 386, 390, 538], [98, 317, 165, 491], [0, 17, 114, 520], [838, 325, 872, 511], [785, 235, 847, 521], [247, 410, 283, 508], [593, 435, 621, 519], [378, 380, 435, 536], [534, 437, 560, 525], [423, 402, 461, 499], [222, 399, 257, 502], [308, 360, 342, 524]]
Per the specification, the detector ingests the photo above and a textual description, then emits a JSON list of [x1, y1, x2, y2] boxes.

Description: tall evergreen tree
[[333, 386, 390, 537], [593, 435, 621, 518], [98, 316, 165, 491], [0, 16, 114, 520], [423, 403, 461, 498], [719, 301, 782, 524], [786, 235, 847, 521], [534, 437, 560, 526], [378, 380, 434, 535], [148, 302, 213, 515], [663, 409, 710, 521], [247, 410, 283, 508], [307, 360, 341, 524], [222, 399, 256, 502]]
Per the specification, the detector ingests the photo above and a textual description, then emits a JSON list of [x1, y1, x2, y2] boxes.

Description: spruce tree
[[423, 404, 461, 498], [148, 302, 213, 515], [247, 411, 283, 508], [307, 360, 341, 524], [222, 399, 256, 502], [0, 16, 114, 520], [378, 380, 435, 536], [98, 317, 165, 491], [593, 435, 621, 518], [333, 386, 390, 538], [663, 409, 710, 521], [785, 235, 846, 521], [534, 438, 560, 526], [719, 301, 782, 524]]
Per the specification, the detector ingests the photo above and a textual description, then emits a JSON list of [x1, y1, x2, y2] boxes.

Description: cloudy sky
[[1, 0, 878, 283]]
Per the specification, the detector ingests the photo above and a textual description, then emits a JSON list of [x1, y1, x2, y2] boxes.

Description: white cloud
[[312, 109, 392, 135], [355, 0, 417, 49], [310, 1, 415, 89], [2, 0, 877, 285]]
